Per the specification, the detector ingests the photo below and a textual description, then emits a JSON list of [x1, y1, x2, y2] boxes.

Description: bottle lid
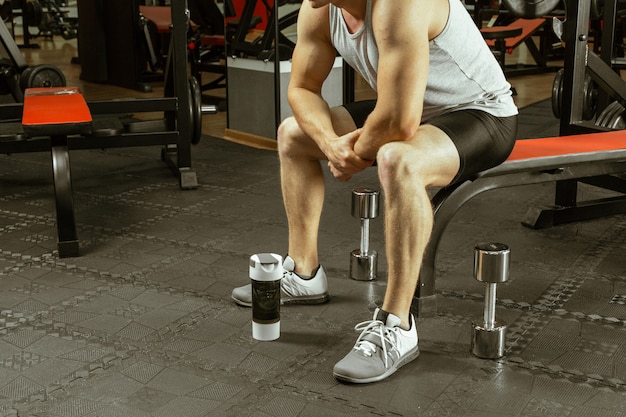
[[249, 253, 283, 281]]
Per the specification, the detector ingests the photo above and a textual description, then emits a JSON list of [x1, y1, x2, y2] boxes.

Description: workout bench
[[21, 86, 92, 258], [4, 83, 199, 258], [413, 130, 626, 317]]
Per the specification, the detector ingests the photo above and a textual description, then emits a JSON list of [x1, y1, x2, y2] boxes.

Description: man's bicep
[[373, 3, 431, 124], [288, 3, 336, 94], [290, 43, 336, 94]]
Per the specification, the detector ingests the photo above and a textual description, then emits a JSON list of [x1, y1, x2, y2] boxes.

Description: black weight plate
[[605, 101, 624, 129], [595, 102, 610, 127], [595, 101, 615, 128], [19, 66, 33, 91], [20, 64, 66, 91], [606, 102, 626, 130], [596, 101, 623, 129], [189, 76, 202, 145], [582, 74, 598, 121], [23, 0, 42, 27], [551, 68, 563, 119]]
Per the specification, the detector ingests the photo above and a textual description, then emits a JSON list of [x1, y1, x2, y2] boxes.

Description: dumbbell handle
[[484, 283, 497, 330], [360, 218, 370, 255]]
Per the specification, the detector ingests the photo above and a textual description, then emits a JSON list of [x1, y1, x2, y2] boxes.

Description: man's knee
[[377, 132, 460, 189], [377, 142, 418, 186], [277, 116, 300, 156], [277, 116, 326, 161], [276, 116, 312, 157]]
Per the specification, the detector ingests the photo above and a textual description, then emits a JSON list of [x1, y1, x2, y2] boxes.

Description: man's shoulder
[[298, 2, 332, 41]]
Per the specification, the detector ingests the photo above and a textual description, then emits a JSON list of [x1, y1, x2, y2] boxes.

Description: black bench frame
[[412, 143, 626, 317]]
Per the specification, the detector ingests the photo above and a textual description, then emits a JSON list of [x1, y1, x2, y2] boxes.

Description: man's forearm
[[353, 104, 422, 160], [288, 87, 337, 155], [353, 122, 407, 161]]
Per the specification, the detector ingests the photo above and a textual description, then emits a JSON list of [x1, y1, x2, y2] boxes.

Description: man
[[232, 0, 518, 383]]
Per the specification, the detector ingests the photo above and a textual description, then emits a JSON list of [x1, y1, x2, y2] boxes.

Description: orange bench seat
[[507, 130, 626, 161], [22, 87, 92, 137]]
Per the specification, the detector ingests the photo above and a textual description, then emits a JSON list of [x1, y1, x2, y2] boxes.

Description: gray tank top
[[329, 0, 518, 121]]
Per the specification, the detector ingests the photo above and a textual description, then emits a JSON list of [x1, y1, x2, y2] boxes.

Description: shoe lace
[[353, 319, 399, 369], [280, 270, 298, 297]]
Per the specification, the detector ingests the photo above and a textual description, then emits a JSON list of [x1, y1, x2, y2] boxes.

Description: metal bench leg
[[51, 135, 79, 257], [412, 179, 500, 318]]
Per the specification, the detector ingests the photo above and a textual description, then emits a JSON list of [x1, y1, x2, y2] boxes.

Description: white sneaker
[[231, 256, 330, 307], [333, 308, 419, 384]]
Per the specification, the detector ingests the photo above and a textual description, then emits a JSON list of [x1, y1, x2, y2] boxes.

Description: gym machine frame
[[228, 0, 299, 60], [533, 0, 626, 228], [0, 0, 198, 190]]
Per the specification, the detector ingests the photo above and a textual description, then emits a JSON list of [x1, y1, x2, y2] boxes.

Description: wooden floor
[[18, 34, 558, 142]]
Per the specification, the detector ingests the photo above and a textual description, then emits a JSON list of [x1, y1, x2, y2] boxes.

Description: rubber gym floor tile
[[116, 386, 178, 414], [3, 100, 626, 416]]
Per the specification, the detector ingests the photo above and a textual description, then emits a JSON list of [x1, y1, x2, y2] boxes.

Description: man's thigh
[[427, 110, 518, 183], [341, 100, 376, 129], [340, 102, 518, 184], [330, 105, 360, 136]]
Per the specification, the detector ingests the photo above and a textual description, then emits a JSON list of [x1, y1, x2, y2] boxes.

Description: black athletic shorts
[[343, 100, 518, 183]]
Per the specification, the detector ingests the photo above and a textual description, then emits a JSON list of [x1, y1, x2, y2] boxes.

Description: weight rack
[[559, 0, 626, 134], [524, 0, 626, 228]]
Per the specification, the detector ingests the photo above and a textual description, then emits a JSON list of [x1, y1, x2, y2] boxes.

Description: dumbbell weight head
[[351, 188, 379, 219], [474, 242, 510, 283], [350, 248, 377, 281], [471, 320, 507, 359]]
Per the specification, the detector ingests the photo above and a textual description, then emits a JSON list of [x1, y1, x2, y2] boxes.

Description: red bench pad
[[22, 87, 92, 137], [139, 6, 172, 33], [201, 35, 226, 47], [483, 18, 545, 49], [508, 131, 626, 161]]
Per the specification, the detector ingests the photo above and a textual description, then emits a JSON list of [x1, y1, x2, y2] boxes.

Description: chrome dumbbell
[[349, 188, 379, 281], [470, 242, 510, 359]]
